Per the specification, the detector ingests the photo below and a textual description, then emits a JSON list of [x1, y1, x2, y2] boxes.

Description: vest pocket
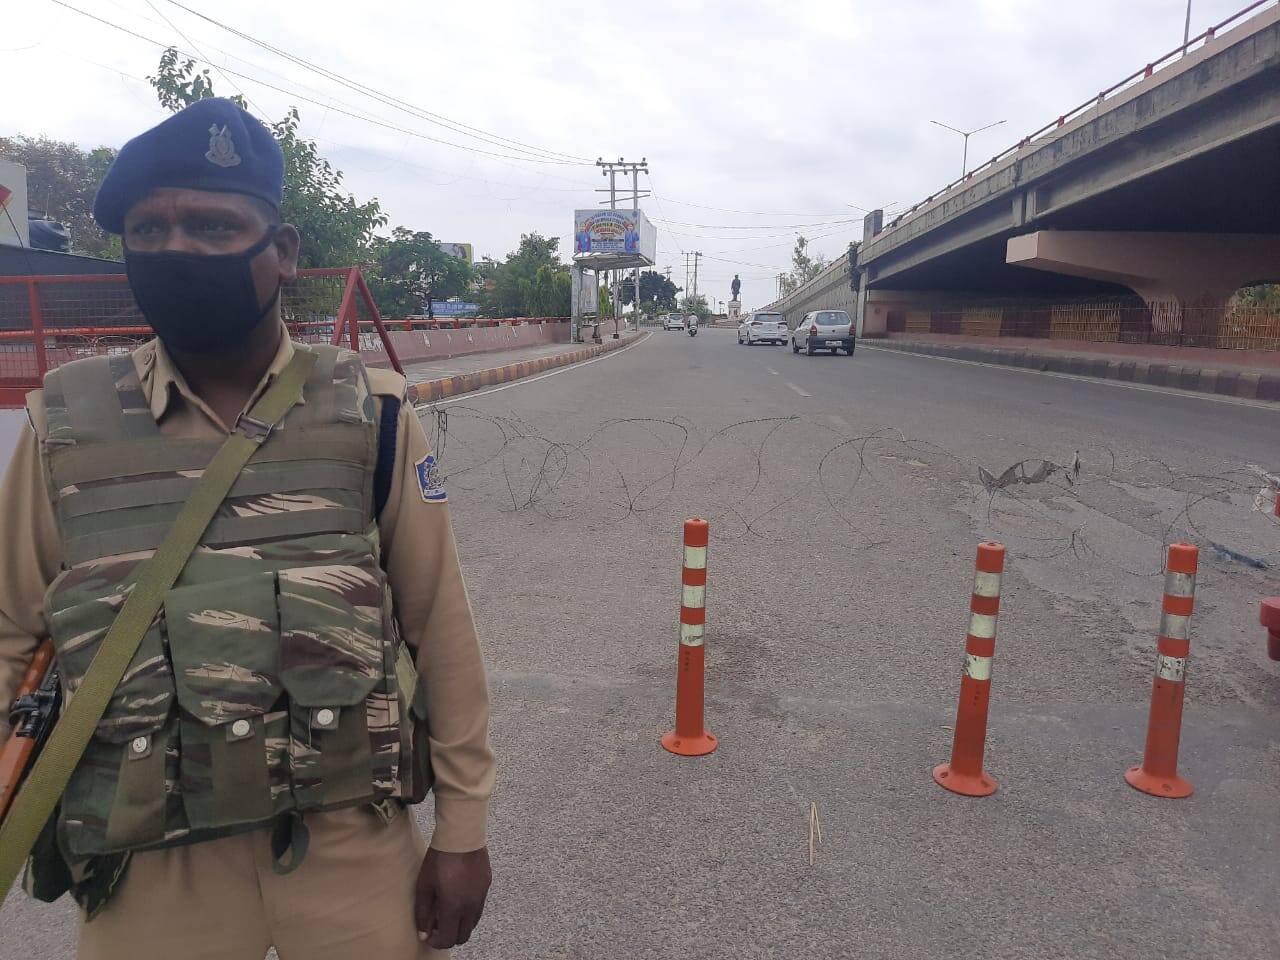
[[166, 573, 281, 831], [50, 596, 175, 859], [277, 562, 385, 809], [50, 597, 174, 742]]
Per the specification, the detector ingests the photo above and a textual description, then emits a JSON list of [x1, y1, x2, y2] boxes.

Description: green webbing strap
[[0, 348, 318, 905]]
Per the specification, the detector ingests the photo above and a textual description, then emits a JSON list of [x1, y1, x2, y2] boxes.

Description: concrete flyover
[[854, 3, 1280, 315], [762, 246, 858, 331]]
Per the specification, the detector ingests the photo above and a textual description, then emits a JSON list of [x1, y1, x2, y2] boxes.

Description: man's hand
[[415, 846, 492, 949]]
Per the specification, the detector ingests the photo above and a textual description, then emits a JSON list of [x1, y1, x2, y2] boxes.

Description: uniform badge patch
[[205, 124, 242, 168], [415, 454, 447, 503]]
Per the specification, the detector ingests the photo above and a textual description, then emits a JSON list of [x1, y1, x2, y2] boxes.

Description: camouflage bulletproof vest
[[37, 344, 430, 863]]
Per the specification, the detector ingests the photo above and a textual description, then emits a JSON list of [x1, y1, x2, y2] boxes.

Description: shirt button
[[231, 719, 251, 737], [316, 708, 335, 727], [130, 736, 149, 755]]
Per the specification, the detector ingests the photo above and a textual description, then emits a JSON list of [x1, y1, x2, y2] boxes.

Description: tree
[[524, 264, 571, 318], [679, 294, 710, 319], [149, 48, 386, 268], [621, 270, 679, 310], [0, 135, 120, 258], [479, 233, 569, 317], [368, 228, 474, 318], [780, 235, 828, 295]]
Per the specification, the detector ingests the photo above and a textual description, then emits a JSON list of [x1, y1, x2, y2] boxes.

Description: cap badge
[[205, 124, 242, 168]]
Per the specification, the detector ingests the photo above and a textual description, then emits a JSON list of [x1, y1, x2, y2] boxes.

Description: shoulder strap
[[373, 394, 401, 521], [0, 348, 318, 905]]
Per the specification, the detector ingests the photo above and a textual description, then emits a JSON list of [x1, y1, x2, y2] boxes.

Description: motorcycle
[[687, 321, 698, 337]]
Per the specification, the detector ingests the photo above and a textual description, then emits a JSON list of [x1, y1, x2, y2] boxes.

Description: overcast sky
[[5, 0, 1259, 307]]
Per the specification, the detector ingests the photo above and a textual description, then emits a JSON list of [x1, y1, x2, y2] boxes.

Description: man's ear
[[274, 224, 301, 283]]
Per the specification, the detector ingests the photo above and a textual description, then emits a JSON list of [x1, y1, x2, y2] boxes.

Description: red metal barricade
[[0, 267, 403, 407]]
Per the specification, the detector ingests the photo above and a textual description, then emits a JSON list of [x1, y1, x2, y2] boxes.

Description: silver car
[[791, 310, 856, 356], [738, 312, 787, 346]]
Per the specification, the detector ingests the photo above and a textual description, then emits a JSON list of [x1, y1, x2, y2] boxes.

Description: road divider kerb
[[405, 333, 641, 405], [866, 338, 1280, 402]]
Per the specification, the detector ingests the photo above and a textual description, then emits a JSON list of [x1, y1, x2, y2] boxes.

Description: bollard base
[[1124, 765, 1193, 798], [661, 730, 717, 757], [932, 762, 997, 797]]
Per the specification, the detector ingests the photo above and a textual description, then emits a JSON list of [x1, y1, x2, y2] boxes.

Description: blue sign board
[[430, 300, 480, 317]]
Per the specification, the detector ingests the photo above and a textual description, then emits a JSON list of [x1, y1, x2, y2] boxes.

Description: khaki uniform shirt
[[0, 330, 494, 854]]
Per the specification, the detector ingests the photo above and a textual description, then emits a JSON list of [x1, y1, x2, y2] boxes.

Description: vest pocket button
[[231, 719, 252, 738], [315, 708, 336, 728], [130, 736, 149, 756]]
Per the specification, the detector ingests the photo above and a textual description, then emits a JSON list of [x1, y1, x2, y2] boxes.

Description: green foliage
[[0, 135, 120, 258], [479, 233, 570, 317], [367, 228, 474, 317], [680, 293, 710, 319], [148, 48, 386, 268], [780, 235, 828, 296], [1233, 284, 1280, 309], [525, 265, 571, 318], [621, 269, 679, 310]]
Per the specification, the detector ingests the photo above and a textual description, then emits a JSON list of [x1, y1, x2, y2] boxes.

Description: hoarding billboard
[[573, 209, 655, 262], [439, 242, 473, 264]]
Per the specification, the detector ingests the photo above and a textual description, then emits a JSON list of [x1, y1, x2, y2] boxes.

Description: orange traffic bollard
[[933, 541, 1006, 797], [662, 519, 717, 757], [1262, 598, 1280, 662], [1125, 543, 1199, 798]]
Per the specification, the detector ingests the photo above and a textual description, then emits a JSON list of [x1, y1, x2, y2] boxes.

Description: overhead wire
[[141, 0, 264, 115], [158, 0, 592, 164], [35, 39, 602, 211], [45, 0, 596, 167]]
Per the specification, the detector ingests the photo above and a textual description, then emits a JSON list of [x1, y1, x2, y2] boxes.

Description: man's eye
[[195, 220, 238, 233], [129, 221, 163, 236]]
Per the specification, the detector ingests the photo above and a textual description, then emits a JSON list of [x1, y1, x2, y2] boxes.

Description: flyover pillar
[[1007, 231, 1280, 309]]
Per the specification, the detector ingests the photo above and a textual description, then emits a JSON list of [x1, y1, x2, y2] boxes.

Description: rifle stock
[[0, 640, 58, 822]]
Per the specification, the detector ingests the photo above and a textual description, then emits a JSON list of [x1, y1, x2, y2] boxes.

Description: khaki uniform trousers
[[78, 807, 448, 959]]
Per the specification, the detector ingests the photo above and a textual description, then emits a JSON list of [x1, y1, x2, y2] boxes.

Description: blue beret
[[93, 98, 284, 234]]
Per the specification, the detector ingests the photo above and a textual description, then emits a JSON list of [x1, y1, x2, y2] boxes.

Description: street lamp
[[1183, 1, 1192, 55], [929, 118, 1007, 178]]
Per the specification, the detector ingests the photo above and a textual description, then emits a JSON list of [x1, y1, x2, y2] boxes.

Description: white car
[[791, 309, 856, 356], [663, 314, 685, 331], [737, 312, 787, 346]]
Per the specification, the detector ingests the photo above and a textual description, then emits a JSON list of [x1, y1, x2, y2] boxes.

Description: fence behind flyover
[[885, 299, 1280, 351]]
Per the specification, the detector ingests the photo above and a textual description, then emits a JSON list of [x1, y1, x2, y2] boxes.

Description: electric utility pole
[[597, 158, 649, 330]]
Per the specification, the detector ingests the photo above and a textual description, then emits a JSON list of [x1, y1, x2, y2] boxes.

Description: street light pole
[[1183, 0, 1192, 55], [929, 118, 1007, 177]]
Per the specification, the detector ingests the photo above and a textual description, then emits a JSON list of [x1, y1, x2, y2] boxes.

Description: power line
[[46, 0, 595, 167], [159, 0, 591, 165], [47, 48, 602, 206], [651, 195, 858, 218], [141, 0, 263, 115], [650, 215, 861, 231]]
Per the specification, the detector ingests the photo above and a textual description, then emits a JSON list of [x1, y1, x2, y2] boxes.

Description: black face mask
[[125, 229, 280, 355]]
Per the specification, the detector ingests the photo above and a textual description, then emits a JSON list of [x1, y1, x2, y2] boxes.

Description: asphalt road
[[4, 328, 1278, 958]]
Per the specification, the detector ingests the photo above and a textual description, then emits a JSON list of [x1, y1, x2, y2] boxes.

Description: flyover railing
[[884, 0, 1278, 231]]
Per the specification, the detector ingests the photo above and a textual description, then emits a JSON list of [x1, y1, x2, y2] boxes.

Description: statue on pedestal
[[731, 274, 741, 300]]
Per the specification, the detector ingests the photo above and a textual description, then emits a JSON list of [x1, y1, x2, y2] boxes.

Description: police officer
[[0, 99, 494, 958]]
